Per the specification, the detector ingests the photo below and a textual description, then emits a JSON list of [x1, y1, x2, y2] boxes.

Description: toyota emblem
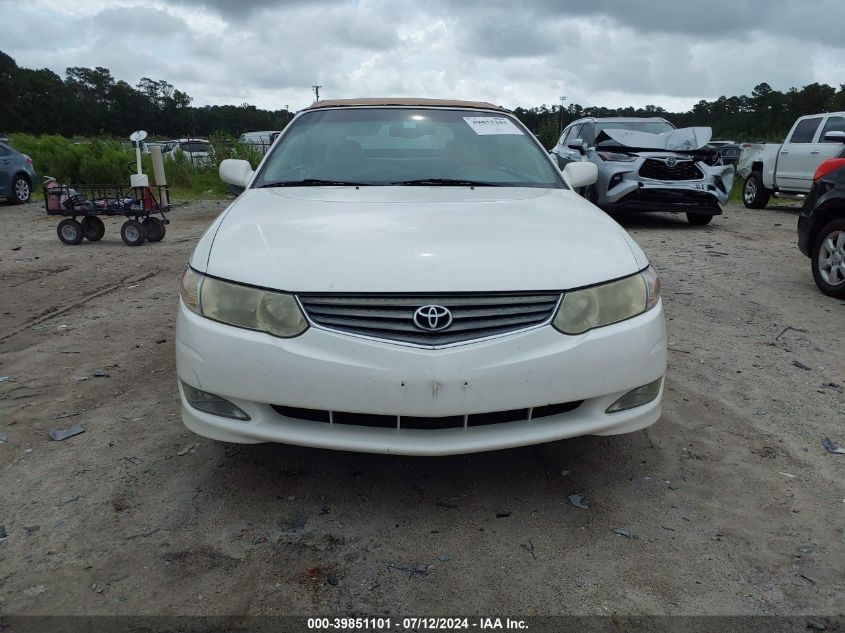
[[665, 157, 678, 167], [413, 305, 453, 331]]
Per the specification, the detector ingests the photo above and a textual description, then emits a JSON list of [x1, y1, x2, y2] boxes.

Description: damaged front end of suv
[[580, 125, 734, 225]]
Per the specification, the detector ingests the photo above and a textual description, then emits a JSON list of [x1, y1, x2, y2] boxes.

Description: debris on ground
[[792, 361, 812, 371], [177, 443, 199, 456], [520, 539, 537, 560], [24, 525, 40, 535], [124, 456, 142, 465], [437, 554, 450, 562], [821, 437, 845, 455], [435, 497, 459, 509], [326, 574, 339, 586], [561, 470, 571, 476], [775, 325, 808, 342], [0, 433, 8, 443], [48, 424, 85, 441], [778, 472, 796, 478], [0, 376, 13, 382], [568, 494, 589, 510], [0, 525, 7, 539], [612, 528, 638, 539], [820, 382, 842, 392], [386, 562, 428, 576], [51, 412, 79, 420], [496, 511, 512, 518], [93, 369, 109, 377]]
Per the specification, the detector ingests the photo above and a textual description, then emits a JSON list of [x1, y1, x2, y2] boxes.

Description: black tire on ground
[[143, 217, 166, 242], [57, 218, 84, 245], [810, 218, 845, 299], [580, 183, 599, 204], [120, 219, 146, 246], [687, 213, 714, 225], [743, 172, 771, 209], [10, 174, 31, 204], [81, 216, 105, 241]]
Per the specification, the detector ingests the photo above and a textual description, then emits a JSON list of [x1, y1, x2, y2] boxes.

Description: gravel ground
[[0, 199, 843, 617]]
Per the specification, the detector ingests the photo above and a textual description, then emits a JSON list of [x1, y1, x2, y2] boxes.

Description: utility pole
[[285, 104, 290, 123], [559, 96, 567, 134], [312, 85, 322, 102]]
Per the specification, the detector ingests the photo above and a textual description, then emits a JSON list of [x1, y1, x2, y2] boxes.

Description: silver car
[[551, 117, 734, 225]]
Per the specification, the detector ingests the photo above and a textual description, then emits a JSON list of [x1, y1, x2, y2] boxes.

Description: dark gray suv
[[0, 141, 37, 204]]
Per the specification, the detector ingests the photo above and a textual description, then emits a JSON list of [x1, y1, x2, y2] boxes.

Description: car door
[[0, 144, 12, 196], [777, 116, 823, 191], [553, 124, 584, 167]]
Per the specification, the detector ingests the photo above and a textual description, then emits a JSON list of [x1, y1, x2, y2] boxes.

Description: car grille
[[297, 293, 561, 345], [271, 401, 583, 429], [639, 159, 703, 181]]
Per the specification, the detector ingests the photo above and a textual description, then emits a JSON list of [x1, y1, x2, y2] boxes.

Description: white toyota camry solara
[[176, 98, 667, 456]]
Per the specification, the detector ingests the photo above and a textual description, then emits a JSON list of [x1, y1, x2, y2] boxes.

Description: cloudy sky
[[2, 0, 843, 112]]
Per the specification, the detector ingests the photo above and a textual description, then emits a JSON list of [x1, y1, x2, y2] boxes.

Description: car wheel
[[743, 173, 770, 209], [57, 218, 84, 245], [81, 216, 105, 241], [686, 213, 714, 226], [811, 218, 845, 299], [143, 217, 166, 242], [121, 220, 146, 246], [11, 175, 31, 204]]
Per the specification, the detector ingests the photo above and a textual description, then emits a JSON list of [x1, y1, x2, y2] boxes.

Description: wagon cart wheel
[[57, 218, 84, 245], [120, 219, 147, 246], [143, 217, 166, 242], [81, 216, 106, 241]]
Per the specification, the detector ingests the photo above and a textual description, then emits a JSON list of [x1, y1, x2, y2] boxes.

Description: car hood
[[598, 126, 712, 151], [198, 187, 644, 293]]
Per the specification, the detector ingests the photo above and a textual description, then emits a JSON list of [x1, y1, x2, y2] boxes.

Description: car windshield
[[254, 108, 564, 188], [595, 121, 675, 136]]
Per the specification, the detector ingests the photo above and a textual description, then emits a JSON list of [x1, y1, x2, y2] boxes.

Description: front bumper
[[175, 300, 667, 455], [595, 156, 733, 213]]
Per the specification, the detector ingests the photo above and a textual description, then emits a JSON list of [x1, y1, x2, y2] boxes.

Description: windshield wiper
[[390, 178, 505, 187], [259, 179, 370, 187]]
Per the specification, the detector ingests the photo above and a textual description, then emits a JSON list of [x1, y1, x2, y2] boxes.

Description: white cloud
[[2, 0, 843, 113]]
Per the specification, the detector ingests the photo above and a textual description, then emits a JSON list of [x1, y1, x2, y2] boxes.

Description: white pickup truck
[[738, 112, 845, 208]]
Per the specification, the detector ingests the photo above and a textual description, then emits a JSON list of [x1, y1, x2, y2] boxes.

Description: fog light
[[606, 378, 662, 413], [181, 382, 250, 420]]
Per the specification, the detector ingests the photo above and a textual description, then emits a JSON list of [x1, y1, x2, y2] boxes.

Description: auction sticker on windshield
[[463, 117, 523, 135]]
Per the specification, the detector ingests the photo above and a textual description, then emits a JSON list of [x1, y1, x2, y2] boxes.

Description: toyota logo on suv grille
[[413, 305, 453, 331]]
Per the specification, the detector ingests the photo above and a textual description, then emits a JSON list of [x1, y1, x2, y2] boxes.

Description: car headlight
[[179, 266, 308, 338], [598, 151, 637, 162], [553, 266, 661, 335]]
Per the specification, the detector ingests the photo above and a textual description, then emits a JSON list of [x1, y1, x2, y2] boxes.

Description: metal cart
[[43, 183, 171, 246]]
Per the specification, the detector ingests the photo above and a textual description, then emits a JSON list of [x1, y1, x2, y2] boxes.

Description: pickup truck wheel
[[811, 219, 845, 298], [743, 173, 771, 209], [686, 213, 714, 226]]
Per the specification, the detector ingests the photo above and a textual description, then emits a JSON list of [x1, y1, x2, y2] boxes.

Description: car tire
[[143, 217, 166, 242], [811, 218, 845, 299], [743, 173, 771, 209], [10, 174, 31, 204], [121, 220, 146, 246], [81, 216, 105, 241], [687, 213, 714, 226], [57, 218, 84, 245]]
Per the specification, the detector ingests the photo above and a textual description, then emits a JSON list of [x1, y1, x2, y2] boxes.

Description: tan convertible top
[[305, 98, 506, 111]]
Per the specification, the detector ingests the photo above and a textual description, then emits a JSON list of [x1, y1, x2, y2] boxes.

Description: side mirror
[[567, 138, 586, 153], [563, 162, 598, 188], [219, 159, 254, 188], [824, 130, 845, 143]]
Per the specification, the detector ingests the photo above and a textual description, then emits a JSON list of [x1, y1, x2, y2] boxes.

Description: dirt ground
[[0, 198, 843, 618]]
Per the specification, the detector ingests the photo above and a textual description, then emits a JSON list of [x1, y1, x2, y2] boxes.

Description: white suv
[[176, 99, 667, 455], [162, 138, 213, 166]]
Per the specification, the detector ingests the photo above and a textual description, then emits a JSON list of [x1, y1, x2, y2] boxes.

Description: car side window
[[557, 128, 572, 147], [820, 116, 845, 142], [567, 124, 582, 145], [788, 117, 823, 143]]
